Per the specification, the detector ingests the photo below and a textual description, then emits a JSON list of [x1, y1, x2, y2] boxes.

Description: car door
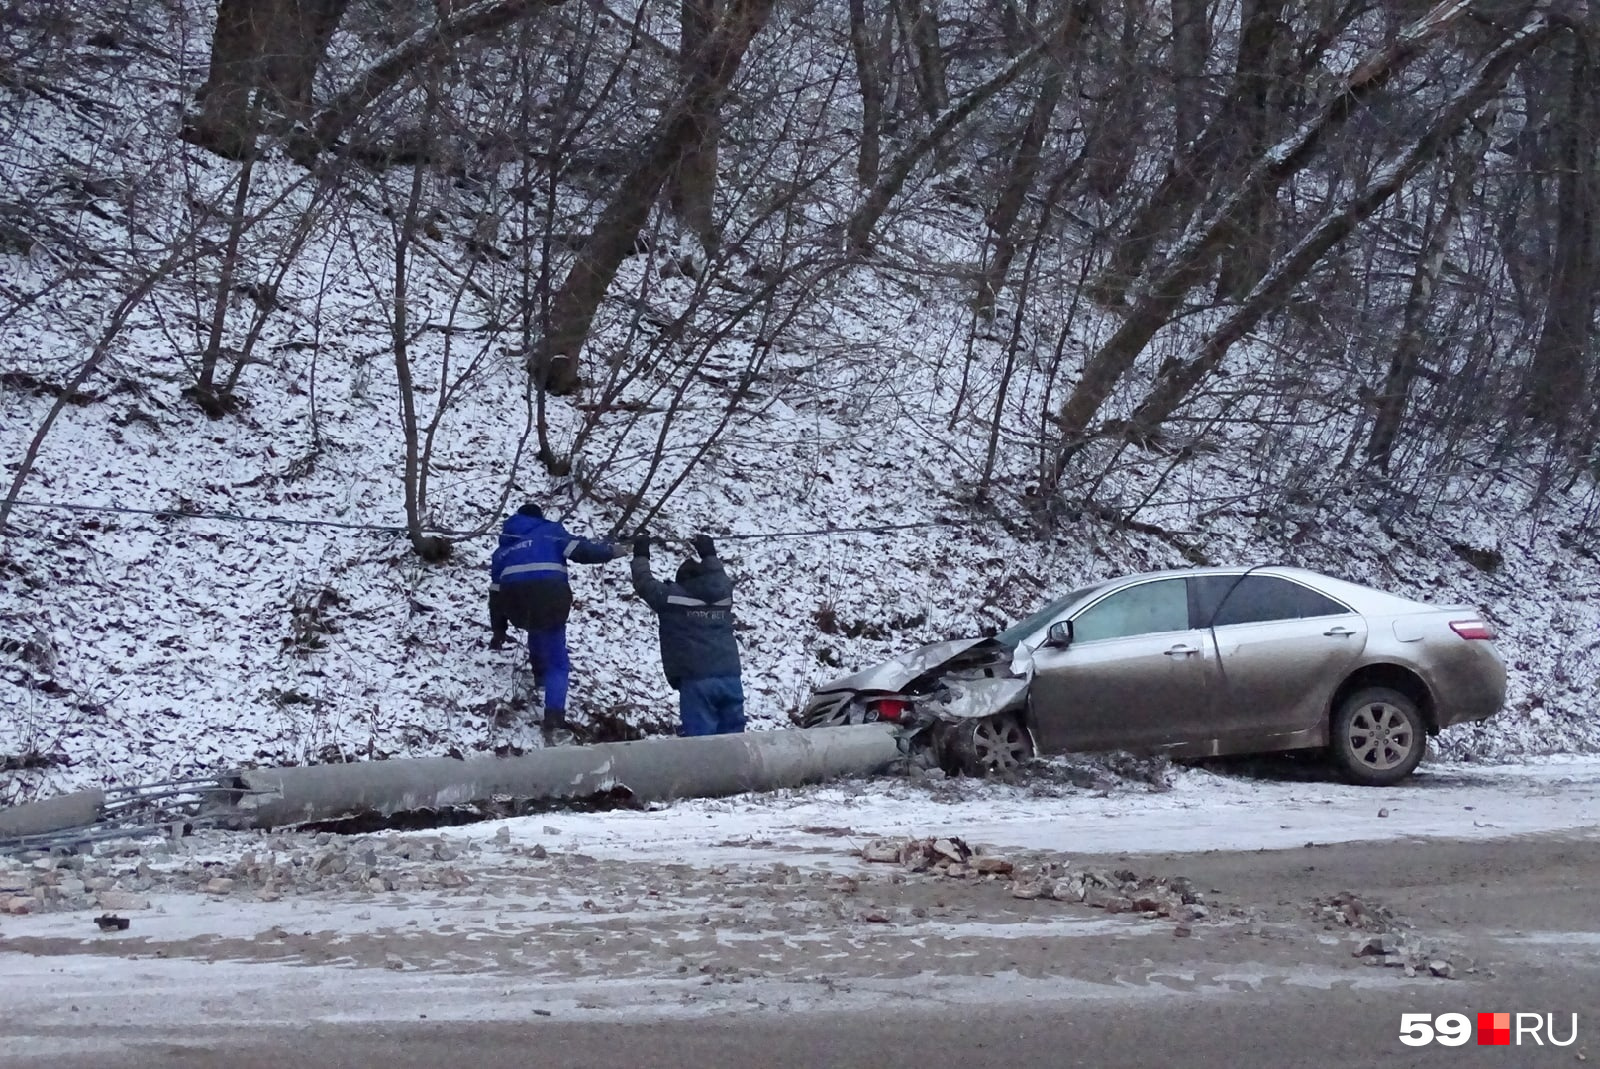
[[1028, 577, 1219, 754], [1194, 574, 1368, 745]]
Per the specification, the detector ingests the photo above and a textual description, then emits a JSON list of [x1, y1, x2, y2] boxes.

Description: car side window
[[1206, 575, 1349, 627], [1071, 579, 1189, 643]]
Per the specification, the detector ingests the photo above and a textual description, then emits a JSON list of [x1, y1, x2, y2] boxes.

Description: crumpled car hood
[[920, 676, 1031, 719], [813, 637, 1012, 695]]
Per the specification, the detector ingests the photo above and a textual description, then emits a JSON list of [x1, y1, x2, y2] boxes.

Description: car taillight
[[1450, 619, 1496, 640], [873, 699, 908, 721]]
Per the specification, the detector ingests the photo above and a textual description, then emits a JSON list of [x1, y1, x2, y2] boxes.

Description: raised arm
[[692, 533, 732, 603], [629, 533, 671, 610], [562, 527, 628, 565]]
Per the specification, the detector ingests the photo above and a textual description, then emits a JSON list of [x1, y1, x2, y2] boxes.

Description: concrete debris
[[1316, 890, 1401, 933], [1350, 931, 1459, 978], [854, 836, 1206, 924]]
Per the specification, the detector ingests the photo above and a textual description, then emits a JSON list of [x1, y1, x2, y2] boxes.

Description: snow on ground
[[7, 759, 1595, 1044], [2, 3, 1599, 806], [451, 756, 1600, 863]]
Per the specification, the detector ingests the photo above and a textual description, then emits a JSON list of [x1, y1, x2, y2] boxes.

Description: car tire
[[1330, 687, 1426, 786], [949, 714, 1035, 777]]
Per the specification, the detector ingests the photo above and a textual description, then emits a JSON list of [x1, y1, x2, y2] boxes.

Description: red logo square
[[1478, 1012, 1511, 1046]]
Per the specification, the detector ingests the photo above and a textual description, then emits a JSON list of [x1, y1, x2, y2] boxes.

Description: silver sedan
[[800, 566, 1507, 785]]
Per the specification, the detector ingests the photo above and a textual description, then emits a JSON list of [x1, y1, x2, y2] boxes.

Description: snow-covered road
[[449, 756, 1600, 865]]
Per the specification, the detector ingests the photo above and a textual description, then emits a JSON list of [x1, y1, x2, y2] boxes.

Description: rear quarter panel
[[1368, 611, 1508, 727]]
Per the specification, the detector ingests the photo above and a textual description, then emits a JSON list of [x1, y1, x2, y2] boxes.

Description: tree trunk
[[668, 0, 722, 251], [1212, 0, 1289, 299], [1525, 31, 1598, 438], [1092, 0, 1285, 306], [537, 0, 774, 395], [1123, 32, 1543, 442], [848, 0, 884, 188], [1051, 0, 1509, 478], [292, 0, 567, 161], [847, 20, 1071, 254], [897, 0, 948, 121], [1170, 0, 1210, 151], [187, 0, 350, 159], [974, 52, 1068, 317], [1365, 115, 1493, 471]]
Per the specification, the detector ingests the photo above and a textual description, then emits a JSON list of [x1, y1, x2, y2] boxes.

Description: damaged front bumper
[[800, 639, 1036, 765]]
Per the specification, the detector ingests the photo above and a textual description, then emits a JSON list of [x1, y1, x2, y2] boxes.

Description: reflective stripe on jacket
[[631, 555, 740, 685]]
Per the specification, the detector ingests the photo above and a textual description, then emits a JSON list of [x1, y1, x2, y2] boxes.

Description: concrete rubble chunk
[[1428, 960, 1454, 979], [860, 839, 902, 863], [1048, 876, 1087, 902], [973, 856, 1013, 876]]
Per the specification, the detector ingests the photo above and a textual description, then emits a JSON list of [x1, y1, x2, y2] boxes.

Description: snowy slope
[[2, 3, 1598, 803]]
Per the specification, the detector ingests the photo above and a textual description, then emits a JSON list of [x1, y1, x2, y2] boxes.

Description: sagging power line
[[1, 497, 992, 545]]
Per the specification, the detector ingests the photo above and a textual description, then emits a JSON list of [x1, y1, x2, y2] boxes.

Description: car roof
[[1087, 565, 1441, 614]]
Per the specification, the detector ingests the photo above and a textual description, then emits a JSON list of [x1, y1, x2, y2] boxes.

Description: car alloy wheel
[[956, 715, 1034, 777], [1331, 686, 1426, 786], [1347, 703, 1414, 771]]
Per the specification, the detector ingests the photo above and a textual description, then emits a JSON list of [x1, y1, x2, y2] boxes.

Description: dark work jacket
[[631, 554, 740, 687], [490, 513, 618, 632]]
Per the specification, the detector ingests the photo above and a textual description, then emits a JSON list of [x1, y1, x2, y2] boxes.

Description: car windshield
[[993, 584, 1104, 647]]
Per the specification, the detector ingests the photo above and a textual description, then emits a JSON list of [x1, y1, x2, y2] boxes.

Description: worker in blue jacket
[[630, 531, 745, 736], [489, 503, 628, 743]]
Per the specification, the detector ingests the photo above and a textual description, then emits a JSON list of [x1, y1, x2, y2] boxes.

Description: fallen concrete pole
[[0, 789, 105, 839], [221, 724, 908, 829]]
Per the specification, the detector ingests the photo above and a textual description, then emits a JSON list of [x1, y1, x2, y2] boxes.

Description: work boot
[[489, 632, 508, 651], [541, 708, 573, 747]]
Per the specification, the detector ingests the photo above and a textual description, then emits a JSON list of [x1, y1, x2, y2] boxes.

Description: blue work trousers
[[678, 675, 746, 737], [525, 626, 571, 712]]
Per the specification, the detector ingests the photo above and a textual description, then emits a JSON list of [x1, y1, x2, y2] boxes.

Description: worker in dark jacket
[[490, 503, 627, 742], [630, 531, 745, 736]]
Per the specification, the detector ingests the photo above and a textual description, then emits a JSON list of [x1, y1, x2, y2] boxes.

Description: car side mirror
[[1045, 620, 1073, 648]]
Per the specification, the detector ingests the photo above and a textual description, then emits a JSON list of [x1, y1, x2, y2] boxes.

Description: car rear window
[[1194, 574, 1350, 627]]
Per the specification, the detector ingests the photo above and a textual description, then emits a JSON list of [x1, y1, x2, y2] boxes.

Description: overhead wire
[[1, 497, 999, 545]]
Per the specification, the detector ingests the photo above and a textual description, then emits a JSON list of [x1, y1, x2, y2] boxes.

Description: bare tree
[[1365, 113, 1495, 471], [846, 18, 1073, 254], [973, 2, 1089, 316], [1524, 27, 1598, 439], [1050, 0, 1493, 478], [1169, 0, 1210, 151], [668, 0, 723, 251], [848, 0, 886, 187], [536, 0, 775, 396], [185, 0, 351, 159]]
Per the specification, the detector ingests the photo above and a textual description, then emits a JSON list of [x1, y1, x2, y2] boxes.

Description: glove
[[611, 542, 630, 559], [692, 533, 716, 559], [633, 530, 651, 557]]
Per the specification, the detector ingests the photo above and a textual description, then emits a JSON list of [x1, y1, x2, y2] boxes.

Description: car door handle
[[1163, 644, 1199, 657], [1323, 626, 1358, 637]]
